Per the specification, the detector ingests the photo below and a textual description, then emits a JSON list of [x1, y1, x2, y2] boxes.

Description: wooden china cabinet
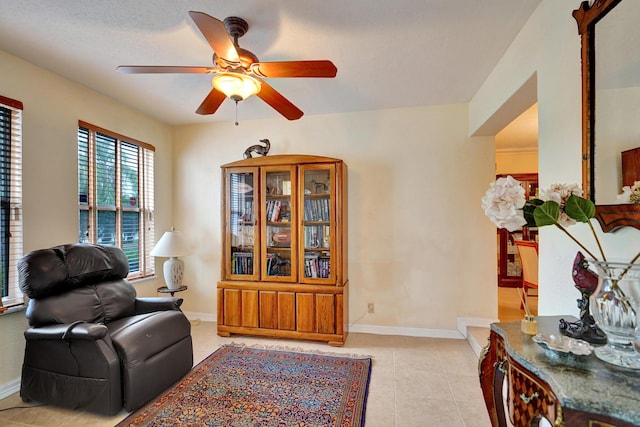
[[217, 154, 348, 346], [497, 173, 538, 287]]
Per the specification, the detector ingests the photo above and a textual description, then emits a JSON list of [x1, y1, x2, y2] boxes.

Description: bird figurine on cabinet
[[243, 138, 270, 159]]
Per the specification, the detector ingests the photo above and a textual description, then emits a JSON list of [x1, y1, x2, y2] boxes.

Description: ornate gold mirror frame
[[574, 0, 640, 231]]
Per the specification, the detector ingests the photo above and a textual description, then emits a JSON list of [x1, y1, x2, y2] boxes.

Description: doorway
[[495, 103, 539, 321]]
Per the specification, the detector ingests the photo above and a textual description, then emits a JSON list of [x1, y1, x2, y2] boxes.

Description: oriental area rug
[[117, 344, 372, 427]]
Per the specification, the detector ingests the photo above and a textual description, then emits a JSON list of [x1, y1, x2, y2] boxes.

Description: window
[[78, 121, 155, 279], [0, 95, 23, 310]]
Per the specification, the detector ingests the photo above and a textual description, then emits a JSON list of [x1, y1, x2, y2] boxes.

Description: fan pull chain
[[235, 101, 239, 126]]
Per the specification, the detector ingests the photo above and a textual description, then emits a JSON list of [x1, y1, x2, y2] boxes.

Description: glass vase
[[589, 260, 640, 369]]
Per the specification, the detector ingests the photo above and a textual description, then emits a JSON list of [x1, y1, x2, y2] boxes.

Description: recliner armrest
[[135, 297, 183, 314], [24, 322, 108, 341]]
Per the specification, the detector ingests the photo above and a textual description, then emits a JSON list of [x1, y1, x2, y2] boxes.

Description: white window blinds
[[78, 121, 155, 279], [0, 95, 23, 310]]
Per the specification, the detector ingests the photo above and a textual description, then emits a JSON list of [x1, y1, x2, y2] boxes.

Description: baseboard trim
[[0, 378, 20, 400], [183, 311, 217, 323], [456, 317, 497, 338], [348, 323, 465, 339]]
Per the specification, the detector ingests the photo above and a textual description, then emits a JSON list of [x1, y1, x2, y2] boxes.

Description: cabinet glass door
[[262, 167, 296, 281], [300, 165, 334, 283], [225, 169, 258, 280]]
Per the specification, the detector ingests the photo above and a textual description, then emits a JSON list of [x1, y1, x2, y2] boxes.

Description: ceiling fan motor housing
[[213, 48, 258, 70], [224, 17, 249, 41]]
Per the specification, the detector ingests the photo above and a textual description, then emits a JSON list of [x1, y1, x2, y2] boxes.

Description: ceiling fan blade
[[257, 81, 303, 120], [188, 11, 241, 65], [251, 60, 337, 78], [117, 66, 214, 74], [196, 89, 226, 115]]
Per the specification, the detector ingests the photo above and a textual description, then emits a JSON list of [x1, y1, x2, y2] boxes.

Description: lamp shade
[[150, 228, 190, 258], [212, 72, 261, 101]]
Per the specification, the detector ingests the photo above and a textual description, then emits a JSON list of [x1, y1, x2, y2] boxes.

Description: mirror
[[574, 0, 640, 231]]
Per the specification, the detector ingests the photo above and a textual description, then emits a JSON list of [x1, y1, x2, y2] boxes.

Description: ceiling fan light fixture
[[212, 72, 261, 102]]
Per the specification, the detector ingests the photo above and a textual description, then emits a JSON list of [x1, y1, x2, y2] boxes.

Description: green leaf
[[523, 199, 544, 226], [564, 194, 595, 222], [522, 204, 538, 227], [533, 201, 560, 227]]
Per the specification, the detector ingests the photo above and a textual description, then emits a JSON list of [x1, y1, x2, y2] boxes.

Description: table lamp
[[150, 227, 190, 290]]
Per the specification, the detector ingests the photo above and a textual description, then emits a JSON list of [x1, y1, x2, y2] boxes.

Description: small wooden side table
[[156, 285, 188, 297]]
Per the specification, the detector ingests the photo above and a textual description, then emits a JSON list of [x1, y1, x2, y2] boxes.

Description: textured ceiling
[[0, 0, 541, 126]]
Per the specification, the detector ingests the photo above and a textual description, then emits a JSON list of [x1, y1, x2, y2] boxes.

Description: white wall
[[173, 104, 498, 332], [496, 150, 537, 175], [471, 0, 640, 316], [0, 49, 173, 388], [596, 87, 640, 204]]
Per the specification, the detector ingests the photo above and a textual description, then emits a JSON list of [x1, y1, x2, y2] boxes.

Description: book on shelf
[[266, 199, 286, 222], [271, 200, 282, 222], [303, 198, 330, 222], [304, 254, 319, 278], [304, 252, 330, 279], [266, 200, 272, 221], [318, 256, 330, 278], [231, 251, 253, 275]]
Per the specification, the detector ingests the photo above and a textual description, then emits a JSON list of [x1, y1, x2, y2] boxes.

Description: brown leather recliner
[[18, 243, 193, 416]]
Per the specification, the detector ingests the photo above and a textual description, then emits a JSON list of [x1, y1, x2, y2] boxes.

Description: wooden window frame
[[78, 121, 155, 280]]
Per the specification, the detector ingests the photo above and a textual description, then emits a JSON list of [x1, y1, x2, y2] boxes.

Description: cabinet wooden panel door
[[278, 292, 296, 331], [223, 289, 259, 327], [241, 290, 259, 328], [259, 291, 278, 329], [316, 294, 335, 334], [296, 293, 315, 332], [223, 289, 242, 326]]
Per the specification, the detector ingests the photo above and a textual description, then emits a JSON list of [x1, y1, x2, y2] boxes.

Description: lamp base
[[163, 257, 184, 290]]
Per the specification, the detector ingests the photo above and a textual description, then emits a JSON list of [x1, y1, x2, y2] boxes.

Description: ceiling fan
[[117, 11, 337, 121]]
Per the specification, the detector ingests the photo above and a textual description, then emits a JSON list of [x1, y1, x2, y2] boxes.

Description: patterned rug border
[[225, 341, 374, 360], [118, 342, 372, 427]]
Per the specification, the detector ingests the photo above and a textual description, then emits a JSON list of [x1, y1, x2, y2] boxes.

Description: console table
[[479, 316, 640, 426]]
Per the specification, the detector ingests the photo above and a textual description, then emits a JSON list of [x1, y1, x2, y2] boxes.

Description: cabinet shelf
[[219, 155, 348, 346]]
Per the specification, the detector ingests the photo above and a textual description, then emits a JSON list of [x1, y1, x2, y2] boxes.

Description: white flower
[[481, 175, 527, 231], [540, 183, 583, 227]]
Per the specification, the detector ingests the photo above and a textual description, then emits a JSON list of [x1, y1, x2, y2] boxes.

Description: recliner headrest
[[18, 243, 130, 299]]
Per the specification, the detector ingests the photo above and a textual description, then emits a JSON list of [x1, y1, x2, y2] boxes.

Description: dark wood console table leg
[[479, 331, 509, 427]]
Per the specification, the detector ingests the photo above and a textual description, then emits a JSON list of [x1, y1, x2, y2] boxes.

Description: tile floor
[[0, 321, 493, 427], [0, 286, 537, 427]]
